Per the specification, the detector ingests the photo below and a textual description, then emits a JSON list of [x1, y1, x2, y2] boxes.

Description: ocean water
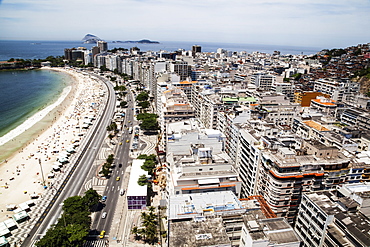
[[0, 69, 71, 138], [0, 40, 321, 61]]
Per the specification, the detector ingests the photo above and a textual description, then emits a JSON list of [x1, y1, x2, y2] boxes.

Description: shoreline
[[0, 68, 75, 163], [0, 67, 106, 222]]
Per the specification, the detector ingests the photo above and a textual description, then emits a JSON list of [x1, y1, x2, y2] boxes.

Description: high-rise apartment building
[[295, 189, 370, 247], [97, 40, 108, 52], [169, 61, 191, 81], [192, 45, 201, 57]]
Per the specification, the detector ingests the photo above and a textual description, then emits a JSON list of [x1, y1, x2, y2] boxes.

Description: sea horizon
[[0, 40, 323, 61]]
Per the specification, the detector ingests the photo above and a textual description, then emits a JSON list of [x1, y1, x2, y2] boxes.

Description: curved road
[[22, 72, 117, 247]]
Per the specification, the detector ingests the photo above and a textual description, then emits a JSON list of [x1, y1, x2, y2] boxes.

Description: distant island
[[82, 34, 102, 44], [81, 34, 159, 44], [112, 39, 160, 44]]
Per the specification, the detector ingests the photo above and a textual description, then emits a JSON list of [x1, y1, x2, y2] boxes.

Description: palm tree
[[131, 226, 140, 240]]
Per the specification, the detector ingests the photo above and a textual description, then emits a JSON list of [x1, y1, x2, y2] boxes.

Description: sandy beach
[[0, 67, 106, 222]]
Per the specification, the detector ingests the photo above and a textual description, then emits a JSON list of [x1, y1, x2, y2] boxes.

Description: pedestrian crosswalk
[[83, 239, 109, 247], [84, 177, 107, 191], [98, 147, 112, 160]]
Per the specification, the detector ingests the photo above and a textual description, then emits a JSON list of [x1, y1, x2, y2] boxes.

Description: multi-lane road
[[91, 84, 136, 236], [21, 72, 134, 246]]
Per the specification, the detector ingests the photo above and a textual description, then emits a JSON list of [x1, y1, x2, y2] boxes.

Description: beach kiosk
[[12, 211, 29, 223], [0, 236, 9, 247], [0, 222, 10, 238], [66, 145, 76, 153], [52, 165, 60, 172], [4, 218, 17, 231], [26, 200, 35, 207], [18, 202, 30, 212], [5, 205, 16, 212], [30, 193, 39, 199]]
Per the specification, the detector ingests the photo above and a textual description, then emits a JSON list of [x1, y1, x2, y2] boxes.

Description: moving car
[[102, 212, 107, 219], [99, 230, 105, 239], [126, 140, 130, 143], [101, 196, 107, 202], [116, 176, 120, 181]]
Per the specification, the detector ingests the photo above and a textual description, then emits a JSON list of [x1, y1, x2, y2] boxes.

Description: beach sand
[[0, 67, 106, 221]]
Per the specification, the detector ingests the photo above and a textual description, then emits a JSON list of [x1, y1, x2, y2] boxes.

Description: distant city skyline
[[0, 0, 369, 49]]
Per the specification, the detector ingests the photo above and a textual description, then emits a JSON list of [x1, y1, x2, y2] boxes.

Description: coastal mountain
[[82, 34, 102, 44], [112, 39, 160, 44]]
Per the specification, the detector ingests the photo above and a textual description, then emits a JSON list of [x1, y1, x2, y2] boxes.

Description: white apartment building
[[313, 78, 359, 103], [169, 61, 191, 81], [167, 191, 301, 247], [238, 127, 262, 197], [295, 190, 370, 247], [258, 139, 352, 223], [250, 73, 276, 91], [165, 122, 240, 199], [271, 82, 295, 101]]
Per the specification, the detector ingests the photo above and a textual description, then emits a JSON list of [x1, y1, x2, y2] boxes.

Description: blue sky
[[0, 0, 369, 48]]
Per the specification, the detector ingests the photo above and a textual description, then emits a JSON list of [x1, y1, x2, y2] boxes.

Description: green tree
[[106, 154, 114, 164], [66, 224, 88, 245], [100, 65, 109, 72], [35, 226, 69, 247], [136, 207, 158, 244], [131, 226, 140, 240], [136, 91, 149, 102], [63, 196, 88, 215], [136, 113, 159, 130], [106, 122, 118, 132], [138, 174, 150, 186], [141, 160, 156, 175], [137, 154, 157, 162], [120, 101, 128, 107], [140, 118, 159, 131], [99, 166, 111, 177], [138, 101, 150, 109], [83, 188, 101, 211]]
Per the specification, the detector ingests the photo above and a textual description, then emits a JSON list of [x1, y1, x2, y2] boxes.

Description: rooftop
[[169, 217, 231, 247], [303, 120, 330, 132], [126, 159, 147, 197], [168, 191, 243, 220], [243, 211, 301, 245]]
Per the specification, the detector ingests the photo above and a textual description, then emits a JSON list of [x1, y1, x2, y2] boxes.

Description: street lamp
[[38, 158, 46, 187]]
